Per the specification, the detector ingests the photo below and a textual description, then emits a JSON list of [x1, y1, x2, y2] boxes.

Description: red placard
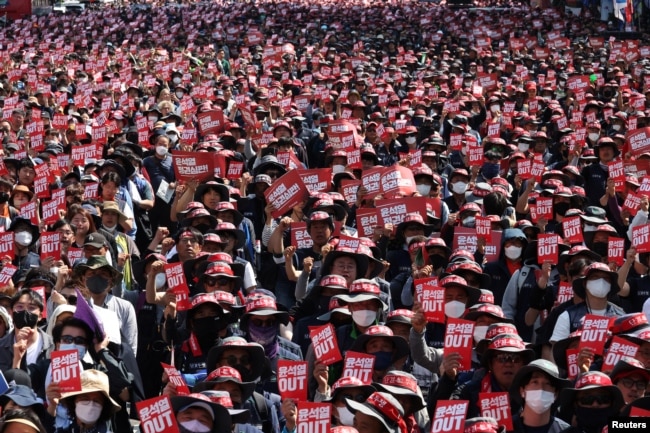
[[309, 323, 342, 366], [40, 232, 61, 261], [518, 158, 532, 180], [197, 110, 225, 135], [341, 179, 361, 206], [19, 201, 39, 226], [34, 163, 51, 199], [380, 165, 416, 199], [136, 396, 180, 433], [376, 197, 427, 228], [164, 263, 189, 295], [160, 363, 190, 395], [601, 336, 639, 373], [534, 197, 554, 223], [608, 237, 625, 266], [173, 151, 215, 182], [51, 349, 82, 393], [0, 264, 17, 286], [608, 159, 625, 192], [443, 319, 474, 371], [475, 216, 492, 242], [478, 392, 513, 431], [83, 182, 99, 200], [453, 228, 502, 262], [226, 161, 244, 181], [623, 191, 642, 217], [355, 208, 378, 238], [555, 282, 574, 307], [361, 167, 383, 200], [67, 247, 83, 266], [579, 314, 611, 355], [290, 222, 313, 250], [297, 402, 330, 433], [626, 127, 650, 158], [263, 170, 310, 219], [566, 348, 580, 380], [298, 168, 332, 194], [431, 400, 469, 433], [0, 232, 14, 261], [562, 216, 583, 244], [630, 407, 650, 417], [342, 352, 375, 384], [537, 234, 559, 264], [414, 277, 444, 323], [277, 360, 308, 401], [531, 153, 545, 181], [632, 224, 650, 253]]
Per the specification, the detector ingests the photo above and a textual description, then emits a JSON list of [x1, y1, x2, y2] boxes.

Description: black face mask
[[13, 310, 39, 329], [317, 296, 332, 314], [0, 192, 9, 203], [86, 276, 110, 295], [592, 242, 608, 258], [574, 406, 616, 433], [429, 254, 448, 270], [193, 316, 225, 346], [554, 202, 571, 217]]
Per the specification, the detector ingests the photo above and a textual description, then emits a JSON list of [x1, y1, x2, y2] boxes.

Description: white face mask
[[15, 231, 32, 247], [179, 420, 211, 433], [175, 91, 185, 99], [102, 223, 117, 233], [336, 406, 355, 426], [588, 133, 600, 142], [518, 143, 529, 153], [444, 301, 466, 318], [462, 216, 476, 228], [75, 401, 103, 424], [172, 77, 182, 85], [405, 136, 417, 145], [586, 278, 611, 298], [583, 225, 598, 232], [148, 115, 159, 122], [452, 181, 468, 195], [332, 164, 345, 174], [612, 124, 622, 131], [156, 146, 168, 156], [504, 245, 522, 260], [473, 325, 488, 343], [490, 104, 500, 113], [351, 309, 377, 327], [524, 389, 556, 414], [155, 273, 167, 290], [416, 184, 431, 196]]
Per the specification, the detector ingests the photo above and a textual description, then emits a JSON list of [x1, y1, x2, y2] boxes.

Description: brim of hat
[[213, 209, 244, 227], [206, 343, 266, 377], [316, 308, 351, 322], [105, 155, 135, 177], [346, 399, 398, 433], [76, 263, 123, 284], [254, 161, 287, 177], [349, 334, 409, 364], [215, 229, 246, 250], [559, 385, 624, 418], [558, 250, 602, 271], [321, 251, 369, 282], [463, 310, 513, 324], [228, 408, 250, 424], [170, 395, 233, 426], [552, 335, 580, 371], [240, 310, 290, 331], [334, 293, 387, 309], [192, 379, 256, 401], [181, 214, 219, 229], [620, 396, 650, 416], [509, 364, 572, 407], [311, 203, 347, 222], [373, 384, 425, 411], [195, 184, 230, 203], [323, 384, 376, 403], [610, 359, 650, 382], [202, 273, 243, 289], [396, 221, 434, 237], [579, 215, 608, 225], [61, 388, 121, 413]]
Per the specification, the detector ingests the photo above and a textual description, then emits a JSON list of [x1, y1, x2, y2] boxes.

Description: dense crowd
[[0, 0, 648, 432]]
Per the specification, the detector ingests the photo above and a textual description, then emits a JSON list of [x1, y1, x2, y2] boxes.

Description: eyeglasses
[[338, 393, 367, 403], [204, 277, 231, 286], [251, 318, 277, 327], [619, 378, 648, 391], [577, 394, 612, 406], [60, 335, 87, 345], [223, 355, 250, 366], [494, 354, 524, 364]]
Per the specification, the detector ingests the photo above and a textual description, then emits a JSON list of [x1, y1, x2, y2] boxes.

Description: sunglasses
[[494, 354, 524, 364], [60, 335, 87, 345], [251, 318, 277, 327], [578, 394, 612, 406], [204, 277, 231, 286]]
